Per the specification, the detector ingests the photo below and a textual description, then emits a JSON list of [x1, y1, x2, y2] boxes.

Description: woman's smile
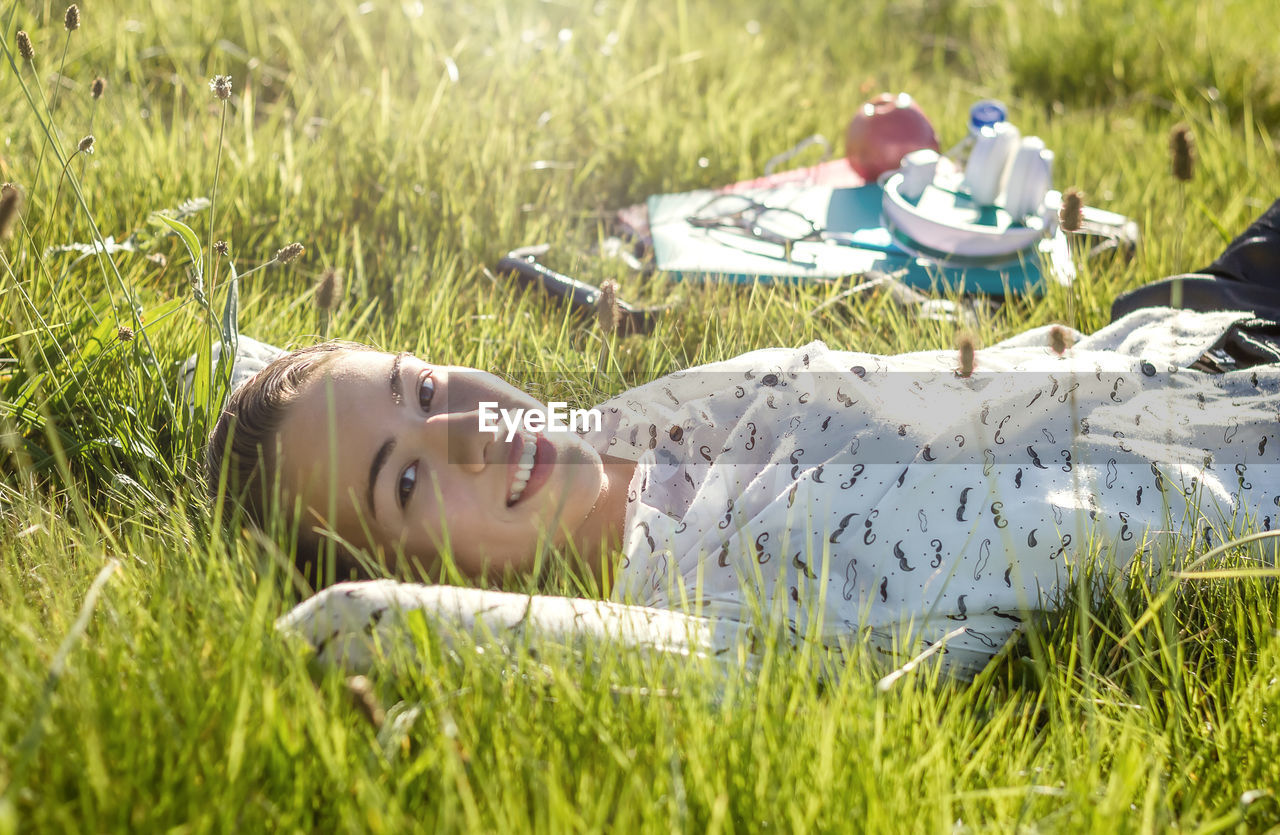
[[506, 433, 534, 505], [507, 433, 556, 507]]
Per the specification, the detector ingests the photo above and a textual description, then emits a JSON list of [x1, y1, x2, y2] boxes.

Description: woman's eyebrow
[[389, 351, 407, 405], [367, 438, 395, 521], [367, 352, 410, 520]]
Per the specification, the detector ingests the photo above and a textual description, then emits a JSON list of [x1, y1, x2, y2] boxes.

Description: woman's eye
[[418, 371, 435, 412], [397, 462, 417, 508]]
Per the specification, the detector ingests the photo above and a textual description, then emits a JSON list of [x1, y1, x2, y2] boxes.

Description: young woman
[[214, 200, 1280, 678]]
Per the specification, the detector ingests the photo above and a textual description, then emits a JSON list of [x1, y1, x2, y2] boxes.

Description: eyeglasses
[[686, 194, 856, 261]]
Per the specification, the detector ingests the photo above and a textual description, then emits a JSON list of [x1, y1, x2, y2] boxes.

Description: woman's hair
[[205, 340, 374, 583]]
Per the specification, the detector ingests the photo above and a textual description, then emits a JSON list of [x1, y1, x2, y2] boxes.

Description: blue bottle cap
[[968, 99, 1007, 133]]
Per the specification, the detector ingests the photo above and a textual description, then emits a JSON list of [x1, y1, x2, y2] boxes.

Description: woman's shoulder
[[680, 340, 837, 374]]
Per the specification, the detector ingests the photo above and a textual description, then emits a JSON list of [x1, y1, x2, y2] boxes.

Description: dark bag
[[1111, 198, 1280, 370]]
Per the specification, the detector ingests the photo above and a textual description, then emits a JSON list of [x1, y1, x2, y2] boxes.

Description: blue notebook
[[647, 182, 1074, 296]]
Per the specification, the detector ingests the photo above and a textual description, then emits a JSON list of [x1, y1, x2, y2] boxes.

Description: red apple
[[845, 92, 940, 182]]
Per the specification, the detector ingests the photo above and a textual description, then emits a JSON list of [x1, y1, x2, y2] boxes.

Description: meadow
[[3, 0, 1280, 830]]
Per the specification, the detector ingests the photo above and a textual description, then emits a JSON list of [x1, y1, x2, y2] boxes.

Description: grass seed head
[[597, 280, 620, 335], [64, 4, 80, 31], [1170, 123, 1195, 182], [77, 135, 95, 154], [213, 240, 229, 256], [117, 325, 134, 342], [956, 331, 977, 378], [16, 30, 34, 61], [91, 76, 105, 99], [314, 267, 343, 311], [274, 242, 305, 264], [209, 74, 233, 101], [1059, 187, 1084, 233], [1049, 324, 1073, 356], [0, 183, 22, 240]]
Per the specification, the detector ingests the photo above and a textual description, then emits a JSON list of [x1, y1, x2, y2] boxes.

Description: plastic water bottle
[[944, 99, 1008, 169]]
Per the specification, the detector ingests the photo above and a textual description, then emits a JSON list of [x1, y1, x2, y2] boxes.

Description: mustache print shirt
[[589, 307, 1280, 678]]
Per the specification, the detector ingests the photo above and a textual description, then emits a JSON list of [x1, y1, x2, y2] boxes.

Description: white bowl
[[881, 172, 1046, 259]]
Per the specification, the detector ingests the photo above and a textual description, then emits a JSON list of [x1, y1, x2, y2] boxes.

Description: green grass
[[3, 0, 1280, 830]]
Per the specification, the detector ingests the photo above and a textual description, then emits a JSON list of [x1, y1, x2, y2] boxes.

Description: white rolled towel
[[275, 580, 746, 673]]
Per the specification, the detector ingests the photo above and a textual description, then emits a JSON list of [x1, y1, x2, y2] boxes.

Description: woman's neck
[[573, 454, 639, 587]]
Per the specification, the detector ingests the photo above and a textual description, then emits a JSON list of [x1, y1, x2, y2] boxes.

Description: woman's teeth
[[508, 436, 537, 505]]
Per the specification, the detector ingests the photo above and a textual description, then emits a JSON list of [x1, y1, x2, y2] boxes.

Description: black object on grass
[[496, 249, 661, 336]]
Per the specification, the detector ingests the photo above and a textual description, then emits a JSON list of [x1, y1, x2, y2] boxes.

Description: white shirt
[[592, 308, 1280, 675]]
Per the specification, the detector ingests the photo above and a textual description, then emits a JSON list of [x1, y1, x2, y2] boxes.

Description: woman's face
[[274, 349, 607, 577]]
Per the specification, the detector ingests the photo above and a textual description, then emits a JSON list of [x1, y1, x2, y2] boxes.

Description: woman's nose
[[422, 409, 498, 474]]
